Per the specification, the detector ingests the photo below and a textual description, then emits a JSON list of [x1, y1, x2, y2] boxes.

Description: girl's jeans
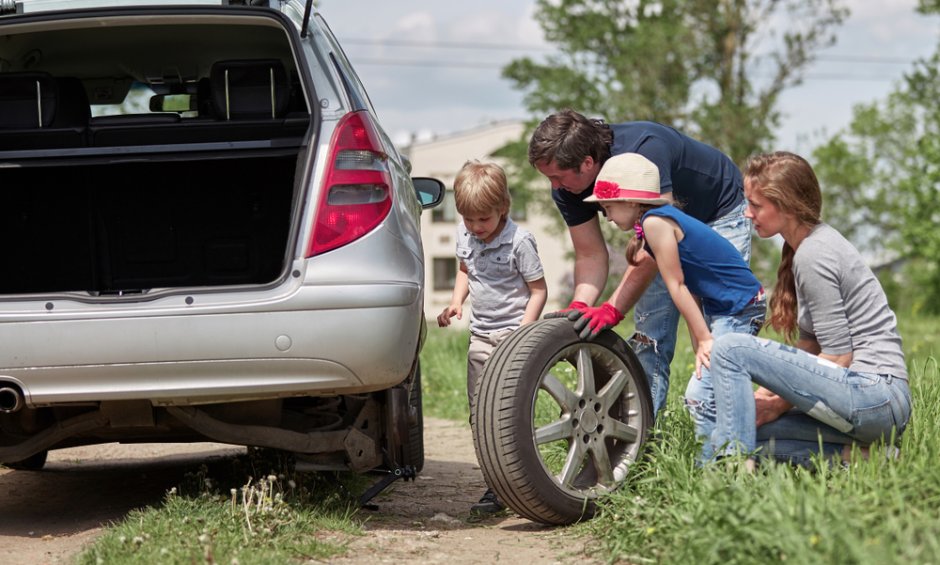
[[684, 297, 766, 463], [710, 333, 912, 466], [630, 201, 752, 417]]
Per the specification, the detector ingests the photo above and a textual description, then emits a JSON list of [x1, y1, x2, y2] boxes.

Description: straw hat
[[584, 153, 669, 205]]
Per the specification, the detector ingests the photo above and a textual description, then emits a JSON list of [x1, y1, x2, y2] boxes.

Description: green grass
[[582, 317, 940, 565], [77, 451, 363, 564], [420, 327, 473, 422]]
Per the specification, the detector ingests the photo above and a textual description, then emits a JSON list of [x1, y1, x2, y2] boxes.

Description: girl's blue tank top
[[643, 205, 761, 316]]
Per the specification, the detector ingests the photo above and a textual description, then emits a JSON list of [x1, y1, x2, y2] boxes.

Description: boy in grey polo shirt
[[437, 160, 547, 514]]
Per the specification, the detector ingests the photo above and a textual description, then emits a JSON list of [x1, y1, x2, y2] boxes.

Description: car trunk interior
[[0, 156, 296, 295], [0, 12, 311, 296]]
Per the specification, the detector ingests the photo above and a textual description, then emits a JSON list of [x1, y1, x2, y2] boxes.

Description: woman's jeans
[[684, 297, 766, 463], [710, 333, 912, 466], [630, 201, 752, 417]]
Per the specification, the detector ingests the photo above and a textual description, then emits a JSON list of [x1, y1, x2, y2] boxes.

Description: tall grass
[[420, 327, 473, 421], [585, 316, 940, 564]]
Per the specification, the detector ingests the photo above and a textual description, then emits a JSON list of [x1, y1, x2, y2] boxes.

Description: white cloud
[[517, 3, 548, 45], [392, 11, 437, 40], [842, 0, 935, 47], [447, 11, 512, 41]]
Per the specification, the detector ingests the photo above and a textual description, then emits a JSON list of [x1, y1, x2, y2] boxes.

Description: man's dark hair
[[528, 109, 614, 170]]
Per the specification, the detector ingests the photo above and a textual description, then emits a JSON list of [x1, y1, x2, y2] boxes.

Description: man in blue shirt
[[528, 109, 751, 417]]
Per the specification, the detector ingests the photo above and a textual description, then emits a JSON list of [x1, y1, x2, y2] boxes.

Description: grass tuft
[[78, 449, 363, 564]]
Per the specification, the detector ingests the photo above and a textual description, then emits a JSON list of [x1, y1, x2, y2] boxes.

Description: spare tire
[[471, 319, 652, 525]]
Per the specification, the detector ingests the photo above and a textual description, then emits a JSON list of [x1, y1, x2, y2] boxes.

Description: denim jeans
[[630, 201, 752, 416], [710, 333, 912, 465], [684, 297, 766, 463], [755, 412, 856, 467]]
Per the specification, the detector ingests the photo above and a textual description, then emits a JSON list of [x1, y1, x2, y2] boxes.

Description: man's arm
[[568, 217, 609, 305], [569, 234, 659, 340], [607, 251, 659, 314]]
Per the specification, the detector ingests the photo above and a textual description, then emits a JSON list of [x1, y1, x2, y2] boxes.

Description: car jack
[[359, 464, 417, 509]]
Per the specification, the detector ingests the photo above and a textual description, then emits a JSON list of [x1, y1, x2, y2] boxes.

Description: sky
[[320, 1, 938, 154]]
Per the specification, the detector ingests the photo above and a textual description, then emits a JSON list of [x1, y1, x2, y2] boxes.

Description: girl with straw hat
[[584, 152, 767, 463]]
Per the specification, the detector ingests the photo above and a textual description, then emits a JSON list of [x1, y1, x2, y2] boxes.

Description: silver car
[[0, 0, 443, 481]]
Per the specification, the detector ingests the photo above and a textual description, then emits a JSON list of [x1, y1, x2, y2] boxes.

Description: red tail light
[[307, 111, 393, 256]]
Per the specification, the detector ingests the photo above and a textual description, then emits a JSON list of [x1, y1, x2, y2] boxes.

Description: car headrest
[[0, 72, 58, 129], [210, 59, 289, 120], [54, 76, 91, 127]]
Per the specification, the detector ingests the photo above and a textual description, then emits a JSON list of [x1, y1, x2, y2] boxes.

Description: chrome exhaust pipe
[[0, 386, 24, 413]]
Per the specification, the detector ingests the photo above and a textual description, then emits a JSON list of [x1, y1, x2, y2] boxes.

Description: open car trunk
[[0, 8, 313, 296], [0, 154, 297, 295]]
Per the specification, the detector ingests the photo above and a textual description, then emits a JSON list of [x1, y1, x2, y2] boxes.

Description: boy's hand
[[437, 305, 462, 327], [572, 302, 624, 340], [543, 300, 590, 321]]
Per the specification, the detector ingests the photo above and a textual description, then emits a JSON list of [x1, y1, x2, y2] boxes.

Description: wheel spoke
[[590, 441, 615, 486], [558, 437, 588, 488], [596, 369, 629, 407], [535, 417, 573, 445], [541, 372, 580, 412], [607, 418, 640, 443], [575, 346, 597, 396]]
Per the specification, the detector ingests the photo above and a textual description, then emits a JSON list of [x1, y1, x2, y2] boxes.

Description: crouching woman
[[709, 151, 911, 467]]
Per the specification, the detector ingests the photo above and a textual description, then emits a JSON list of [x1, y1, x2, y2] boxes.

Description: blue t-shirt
[[642, 205, 760, 316], [553, 121, 743, 226]]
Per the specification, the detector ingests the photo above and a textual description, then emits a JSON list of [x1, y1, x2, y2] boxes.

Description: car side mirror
[[413, 177, 445, 209]]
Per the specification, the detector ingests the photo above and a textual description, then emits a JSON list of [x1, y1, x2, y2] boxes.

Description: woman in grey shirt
[[708, 151, 912, 467]]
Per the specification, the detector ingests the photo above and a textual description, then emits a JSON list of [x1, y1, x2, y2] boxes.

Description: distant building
[[405, 120, 572, 326]]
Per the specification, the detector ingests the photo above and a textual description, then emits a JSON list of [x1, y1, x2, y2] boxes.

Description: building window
[[432, 191, 456, 223], [432, 257, 457, 291]]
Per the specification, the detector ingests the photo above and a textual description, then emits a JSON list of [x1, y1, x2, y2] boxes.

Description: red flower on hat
[[593, 180, 621, 200]]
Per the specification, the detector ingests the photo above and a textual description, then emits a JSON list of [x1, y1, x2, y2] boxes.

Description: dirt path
[[0, 418, 600, 564], [0, 443, 245, 564]]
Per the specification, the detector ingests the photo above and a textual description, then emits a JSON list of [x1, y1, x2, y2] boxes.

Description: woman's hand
[[754, 387, 792, 426]]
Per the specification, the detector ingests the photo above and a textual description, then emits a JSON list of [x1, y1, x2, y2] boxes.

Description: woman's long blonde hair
[[743, 152, 822, 342]]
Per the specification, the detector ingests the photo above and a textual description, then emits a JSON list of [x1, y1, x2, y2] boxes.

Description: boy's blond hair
[[453, 160, 512, 217]]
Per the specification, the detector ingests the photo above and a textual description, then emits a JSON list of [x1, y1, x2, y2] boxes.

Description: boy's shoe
[[470, 488, 504, 514]]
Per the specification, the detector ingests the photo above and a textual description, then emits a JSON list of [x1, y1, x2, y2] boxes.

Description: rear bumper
[[0, 282, 422, 407]]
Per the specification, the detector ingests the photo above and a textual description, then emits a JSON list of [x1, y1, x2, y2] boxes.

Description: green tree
[[812, 29, 940, 313], [504, 0, 848, 164], [500, 0, 848, 298], [921, 0, 940, 14]]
